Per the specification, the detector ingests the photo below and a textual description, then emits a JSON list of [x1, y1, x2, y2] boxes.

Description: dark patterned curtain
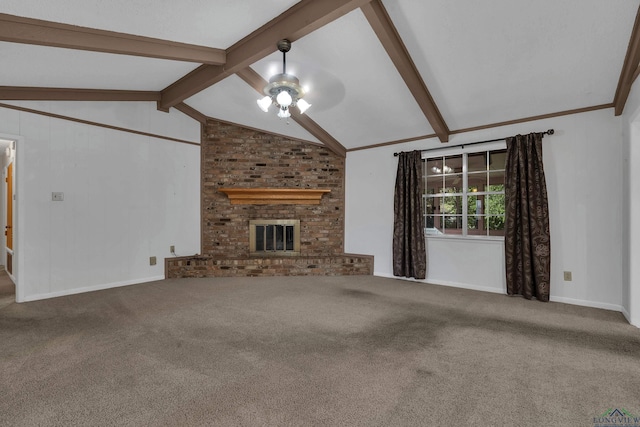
[[393, 151, 427, 279], [504, 133, 551, 301]]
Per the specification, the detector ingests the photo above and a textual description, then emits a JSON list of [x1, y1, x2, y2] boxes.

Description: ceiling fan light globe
[[257, 96, 272, 112], [277, 107, 291, 119], [276, 91, 293, 108], [297, 99, 311, 114]]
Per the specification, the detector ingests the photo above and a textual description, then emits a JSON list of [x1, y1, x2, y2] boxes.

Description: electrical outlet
[[170, 245, 175, 253], [563, 271, 572, 281], [150, 256, 157, 266], [51, 192, 64, 201]]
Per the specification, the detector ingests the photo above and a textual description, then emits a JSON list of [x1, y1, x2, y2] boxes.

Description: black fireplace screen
[[250, 219, 300, 255], [255, 224, 295, 252]]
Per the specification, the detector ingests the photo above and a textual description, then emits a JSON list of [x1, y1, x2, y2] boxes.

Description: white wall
[[0, 101, 201, 301], [346, 108, 624, 312], [622, 80, 640, 327]]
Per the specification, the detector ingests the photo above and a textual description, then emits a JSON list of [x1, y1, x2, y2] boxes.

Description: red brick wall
[[202, 119, 345, 258]]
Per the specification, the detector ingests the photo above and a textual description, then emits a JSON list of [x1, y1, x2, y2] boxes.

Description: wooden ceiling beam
[[0, 13, 225, 65], [236, 67, 346, 158], [158, 0, 372, 111], [235, 68, 272, 96], [174, 102, 208, 125], [361, 0, 450, 142], [0, 86, 160, 102], [288, 111, 347, 158], [614, 5, 640, 116]]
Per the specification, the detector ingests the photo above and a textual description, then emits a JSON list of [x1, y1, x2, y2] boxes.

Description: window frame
[[422, 141, 507, 241]]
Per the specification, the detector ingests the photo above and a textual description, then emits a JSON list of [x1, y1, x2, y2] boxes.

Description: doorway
[[0, 138, 16, 295], [5, 161, 13, 275]]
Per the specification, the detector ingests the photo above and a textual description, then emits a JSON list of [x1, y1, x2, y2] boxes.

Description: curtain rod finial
[[546, 129, 554, 135]]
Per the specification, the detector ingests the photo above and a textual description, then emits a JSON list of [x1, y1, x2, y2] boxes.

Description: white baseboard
[[374, 272, 627, 316], [374, 272, 505, 295], [21, 275, 165, 302], [549, 295, 623, 313], [621, 306, 632, 323]]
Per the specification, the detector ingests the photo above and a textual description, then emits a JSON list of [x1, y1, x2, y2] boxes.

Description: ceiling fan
[[257, 39, 312, 119]]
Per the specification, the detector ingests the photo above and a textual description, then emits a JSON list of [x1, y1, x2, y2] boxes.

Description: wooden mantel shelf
[[218, 188, 331, 205]]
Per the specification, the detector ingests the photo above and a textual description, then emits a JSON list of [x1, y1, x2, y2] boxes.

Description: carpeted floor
[[0, 268, 14, 310], [1, 273, 639, 426]]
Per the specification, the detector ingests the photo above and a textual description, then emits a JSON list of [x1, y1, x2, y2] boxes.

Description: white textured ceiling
[[1, 0, 638, 151], [0, 42, 199, 90], [0, 0, 300, 47], [385, 0, 639, 130]]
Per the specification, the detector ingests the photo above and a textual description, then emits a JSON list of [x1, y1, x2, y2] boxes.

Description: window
[[423, 143, 506, 238]]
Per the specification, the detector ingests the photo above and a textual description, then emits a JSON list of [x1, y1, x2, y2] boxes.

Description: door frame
[[0, 133, 21, 302], [5, 161, 13, 276]]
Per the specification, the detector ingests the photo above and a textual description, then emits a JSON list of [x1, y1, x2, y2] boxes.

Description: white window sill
[[425, 234, 504, 243]]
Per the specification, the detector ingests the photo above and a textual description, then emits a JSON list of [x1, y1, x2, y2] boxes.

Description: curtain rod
[[393, 129, 555, 156]]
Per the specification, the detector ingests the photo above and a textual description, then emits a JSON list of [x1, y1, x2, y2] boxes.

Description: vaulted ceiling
[[1, 0, 639, 157]]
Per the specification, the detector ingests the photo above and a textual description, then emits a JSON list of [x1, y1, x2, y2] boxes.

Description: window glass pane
[[256, 225, 265, 251], [443, 216, 463, 234], [285, 226, 294, 250], [425, 197, 436, 215], [425, 215, 435, 229], [425, 215, 433, 229], [489, 149, 507, 170], [467, 195, 483, 215], [428, 196, 443, 214], [441, 196, 462, 215], [468, 172, 486, 192], [488, 171, 505, 187], [467, 214, 480, 231], [426, 157, 445, 176], [443, 174, 463, 193], [486, 216, 505, 236], [426, 176, 442, 195], [426, 215, 444, 234], [468, 152, 487, 172], [444, 155, 463, 174], [487, 183, 504, 193], [275, 225, 284, 250], [486, 193, 505, 216], [467, 215, 490, 235], [266, 225, 274, 251]]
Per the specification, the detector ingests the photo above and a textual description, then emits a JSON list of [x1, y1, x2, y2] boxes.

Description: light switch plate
[[52, 192, 64, 201]]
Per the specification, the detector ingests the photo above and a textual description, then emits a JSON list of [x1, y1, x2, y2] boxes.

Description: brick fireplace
[[165, 119, 373, 278]]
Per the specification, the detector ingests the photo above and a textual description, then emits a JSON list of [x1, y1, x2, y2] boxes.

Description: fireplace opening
[[249, 219, 300, 256]]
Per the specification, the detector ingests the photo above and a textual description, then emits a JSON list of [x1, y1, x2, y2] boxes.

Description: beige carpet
[[1, 274, 639, 426]]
